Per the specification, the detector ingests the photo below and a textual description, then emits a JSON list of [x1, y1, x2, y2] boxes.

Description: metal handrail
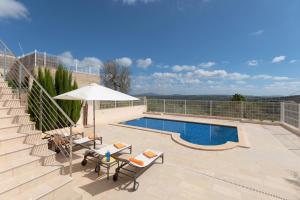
[[1, 54, 71, 157], [0, 40, 75, 126], [0, 39, 75, 176]]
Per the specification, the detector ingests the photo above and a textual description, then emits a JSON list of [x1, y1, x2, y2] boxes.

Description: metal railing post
[[184, 100, 187, 115], [298, 104, 300, 129], [75, 59, 78, 72], [69, 125, 73, 177], [3, 47, 7, 78], [241, 101, 244, 119], [209, 100, 212, 116], [163, 99, 166, 113], [44, 52, 46, 67], [39, 89, 43, 131], [34, 50, 37, 67], [18, 64, 22, 98], [280, 102, 285, 123]]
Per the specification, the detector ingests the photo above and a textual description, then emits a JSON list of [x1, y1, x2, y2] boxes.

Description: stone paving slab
[[60, 115, 300, 200]]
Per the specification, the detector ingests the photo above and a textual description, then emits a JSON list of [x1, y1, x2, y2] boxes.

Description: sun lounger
[[81, 143, 132, 169], [113, 149, 164, 191]]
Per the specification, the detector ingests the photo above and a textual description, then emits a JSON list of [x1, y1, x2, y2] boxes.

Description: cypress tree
[[55, 65, 82, 125], [71, 81, 81, 123], [28, 65, 82, 130], [42, 69, 58, 131]]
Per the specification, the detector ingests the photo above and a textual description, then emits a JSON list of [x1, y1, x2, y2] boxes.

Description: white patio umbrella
[[54, 83, 139, 148]]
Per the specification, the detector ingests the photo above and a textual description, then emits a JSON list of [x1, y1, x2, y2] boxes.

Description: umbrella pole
[[93, 100, 96, 149]]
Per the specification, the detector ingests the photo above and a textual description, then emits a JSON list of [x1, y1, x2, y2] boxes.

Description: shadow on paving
[[80, 174, 137, 196], [285, 171, 300, 188]]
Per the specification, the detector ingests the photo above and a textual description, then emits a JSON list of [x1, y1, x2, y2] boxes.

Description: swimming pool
[[122, 117, 238, 146]]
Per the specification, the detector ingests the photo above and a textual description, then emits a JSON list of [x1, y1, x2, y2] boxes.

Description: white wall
[[77, 103, 146, 126]]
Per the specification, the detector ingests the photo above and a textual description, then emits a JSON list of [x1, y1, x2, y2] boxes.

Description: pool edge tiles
[[113, 116, 250, 151]]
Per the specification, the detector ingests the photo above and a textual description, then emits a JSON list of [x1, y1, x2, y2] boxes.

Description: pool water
[[122, 117, 238, 146]]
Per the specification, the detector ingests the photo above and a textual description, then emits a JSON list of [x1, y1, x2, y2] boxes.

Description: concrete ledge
[[111, 116, 250, 151], [280, 122, 300, 137]]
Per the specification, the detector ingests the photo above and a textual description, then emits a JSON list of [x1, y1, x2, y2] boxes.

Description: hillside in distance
[[135, 94, 300, 103]]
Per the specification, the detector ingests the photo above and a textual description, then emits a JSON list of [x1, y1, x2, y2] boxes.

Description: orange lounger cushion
[[143, 151, 157, 158], [114, 143, 126, 149], [129, 157, 144, 166]]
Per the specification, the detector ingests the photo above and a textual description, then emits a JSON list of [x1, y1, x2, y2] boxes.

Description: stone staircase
[[0, 77, 82, 199]]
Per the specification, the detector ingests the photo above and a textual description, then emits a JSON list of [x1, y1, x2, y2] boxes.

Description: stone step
[[7, 176, 76, 200], [0, 114, 31, 127], [0, 132, 27, 149], [0, 122, 35, 134], [41, 149, 57, 166], [0, 143, 33, 163], [0, 99, 21, 107], [0, 87, 14, 94], [24, 131, 43, 145], [31, 140, 50, 156], [0, 93, 18, 100], [0, 130, 42, 146], [0, 106, 26, 116], [0, 81, 8, 88], [0, 165, 62, 198], [0, 154, 41, 180]]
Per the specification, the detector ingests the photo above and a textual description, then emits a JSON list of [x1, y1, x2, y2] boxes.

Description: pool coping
[[111, 115, 250, 151]]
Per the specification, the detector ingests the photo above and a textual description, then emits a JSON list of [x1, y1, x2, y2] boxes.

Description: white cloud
[[236, 81, 246, 84], [250, 29, 264, 36], [115, 57, 132, 67], [121, 0, 158, 5], [264, 81, 300, 93], [290, 59, 298, 64], [252, 74, 272, 80], [198, 61, 216, 68], [59, 52, 75, 66], [172, 65, 196, 72], [247, 60, 258, 66], [136, 58, 152, 69], [227, 72, 250, 81], [272, 76, 290, 81], [80, 57, 103, 68], [253, 74, 289, 81], [153, 72, 179, 79], [59, 51, 103, 68], [181, 79, 201, 84], [272, 55, 286, 63], [0, 0, 29, 20], [194, 69, 227, 78]]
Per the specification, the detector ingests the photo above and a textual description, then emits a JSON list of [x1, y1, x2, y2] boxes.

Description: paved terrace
[[61, 115, 300, 200]]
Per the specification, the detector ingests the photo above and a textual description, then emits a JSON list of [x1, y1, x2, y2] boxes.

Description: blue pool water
[[122, 117, 238, 146]]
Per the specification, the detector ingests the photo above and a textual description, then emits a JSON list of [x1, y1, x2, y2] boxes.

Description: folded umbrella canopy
[[54, 83, 139, 148]]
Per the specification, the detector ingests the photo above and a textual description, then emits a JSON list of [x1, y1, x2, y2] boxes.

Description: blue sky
[[0, 0, 300, 96]]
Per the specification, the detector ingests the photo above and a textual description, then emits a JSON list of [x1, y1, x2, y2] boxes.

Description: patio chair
[[45, 125, 103, 154], [81, 143, 132, 172], [112, 149, 164, 191], [73, 135, 102, 149]]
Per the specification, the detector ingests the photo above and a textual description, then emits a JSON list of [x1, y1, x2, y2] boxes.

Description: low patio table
[[96, 157, 118, 180]]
